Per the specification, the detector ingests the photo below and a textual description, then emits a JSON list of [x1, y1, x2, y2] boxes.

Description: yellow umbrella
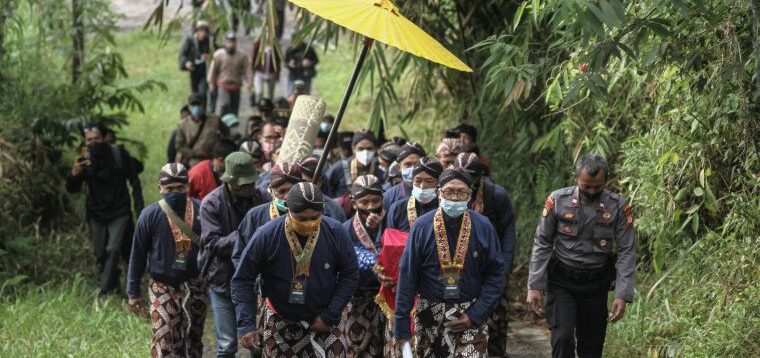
[[287, 0, 473, 179]]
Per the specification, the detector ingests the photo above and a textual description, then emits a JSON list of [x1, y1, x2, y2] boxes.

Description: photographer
[[66, 123, 144, 296]]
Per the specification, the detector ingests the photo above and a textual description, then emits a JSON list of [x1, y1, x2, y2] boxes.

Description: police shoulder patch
[[623, 203, 634, 227], [542, 196, 555, 218]]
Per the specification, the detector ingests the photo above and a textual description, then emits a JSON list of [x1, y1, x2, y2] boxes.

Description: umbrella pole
[[313, 37, 375, 183]]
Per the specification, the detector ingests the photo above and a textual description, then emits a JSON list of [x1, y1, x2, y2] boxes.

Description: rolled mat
[[277, 95, 326, 165]]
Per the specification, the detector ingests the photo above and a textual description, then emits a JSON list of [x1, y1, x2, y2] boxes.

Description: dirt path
[[109, 1, 552, 357]]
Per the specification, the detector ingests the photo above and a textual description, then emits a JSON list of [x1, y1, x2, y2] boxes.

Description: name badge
[[173, 252, 187, 270], [289, 275, 307, 304], [440, 272, 460, 299]]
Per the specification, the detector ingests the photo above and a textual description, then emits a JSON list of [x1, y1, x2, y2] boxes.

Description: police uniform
[[528, 186, 635, 358]]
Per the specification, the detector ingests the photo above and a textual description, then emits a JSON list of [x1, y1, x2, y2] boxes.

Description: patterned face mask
[[289, 214, 322, 236]]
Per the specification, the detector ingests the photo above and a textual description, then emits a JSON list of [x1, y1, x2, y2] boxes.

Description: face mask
[[355, 150, 375, 166], [312, 148, 325, 157], [262, 142, 275, 154], [273, 197, 287, 212], [87, 142, 109, 162], [190, 105, 204, 117], [401, 167, 414, 183], [162, 192, 187, 213], [232, 184, 256, 198], [319, 122, 332, 133], [290, 214, 322, 236], [439, 198, 468, 218], [412, 186, 437, 204], [225, 46, 236, 55]]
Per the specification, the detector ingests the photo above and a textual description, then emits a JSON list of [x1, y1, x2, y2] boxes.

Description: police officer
[[527, 154, 635, 358]]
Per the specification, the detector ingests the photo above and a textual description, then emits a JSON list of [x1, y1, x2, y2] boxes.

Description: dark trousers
[[217, 87, 241, 117], [89, 215, 130, 293], [545, 263, 611, 358], [190, 70, 208, 108]]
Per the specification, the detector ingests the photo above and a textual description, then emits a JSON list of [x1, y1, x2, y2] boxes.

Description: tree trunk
[[72, 0, 84, 84]]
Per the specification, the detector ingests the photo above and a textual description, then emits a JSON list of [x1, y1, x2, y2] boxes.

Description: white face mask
[[412, 185, 437, 204], [355, 149, 375, 166], [312, 148, 325, 157]]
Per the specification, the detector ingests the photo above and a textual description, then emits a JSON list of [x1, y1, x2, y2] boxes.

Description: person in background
[[67, 123, 144, 296], [385, 161, 402, 190], [454, 152, 516, 357], [240, 140, 266, 173], [229, 0, 252, 34], [127, 163, 207, 358], [179, 21, 211, 109], [382, 142, 425, 211], [285, 41, 319, 95], [257, 98, 275, 121], [436, 137, 464, 169], [342, 175, 386, 357], [454, 123, 490, 168], [377, 141, 402, 174], [338, 131, 355, 160], [200, 152, 269, 358], [244, 115, 264, 143], [394, 168, 507, 357], [527, 154, 636, 358], [287, 79, 307, 108], [208, 32, 251, 117], [251, 35, 280, 104], [384, 157, 443, 233], [168, 105, 191, 164], [175, 93, 227, 168], [231, 183, 358, 357], [298, 156, 346, 221], [325, 129, 386, 199], [257, 120, 281, 163], [188, 140, 237, 200]]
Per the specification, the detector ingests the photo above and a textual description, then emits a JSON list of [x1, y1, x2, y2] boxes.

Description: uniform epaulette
[[553, 186, 576, 197]]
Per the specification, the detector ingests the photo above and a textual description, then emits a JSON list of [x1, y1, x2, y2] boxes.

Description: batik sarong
[[383, 319, 403, 358], [413, 297, 488, 358], [486, 293, 509, 357], [262, 312, 348, 357], [344, 291, 384, 357], [148, 278, 208, 358]]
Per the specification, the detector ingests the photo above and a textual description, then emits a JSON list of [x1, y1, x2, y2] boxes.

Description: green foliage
[[0, 275, 149, 357]]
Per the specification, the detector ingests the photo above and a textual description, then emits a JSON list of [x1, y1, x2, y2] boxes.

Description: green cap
[[220, 152, 258, 186]]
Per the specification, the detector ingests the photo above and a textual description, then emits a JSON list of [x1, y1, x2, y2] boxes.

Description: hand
[[71, 158, 87, 176], [526, 289, 543, 315], [365, 213, 382, 230], [444, 313, 473, 332], [288, 59, 297, 68], [376, 269, 395, 289], [302, 58, 313, 68], [310, 316, 330, 333], [609, 298, 627, 323], [185, 61, 194, 71], [239, 331, 260, 350], [396, 339, 410, 352]]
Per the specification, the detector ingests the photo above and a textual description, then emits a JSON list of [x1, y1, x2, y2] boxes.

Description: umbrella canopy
[[288, 0, 472, 72]]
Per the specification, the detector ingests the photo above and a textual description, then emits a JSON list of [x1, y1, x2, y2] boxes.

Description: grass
[[0, 275, 149, 357]]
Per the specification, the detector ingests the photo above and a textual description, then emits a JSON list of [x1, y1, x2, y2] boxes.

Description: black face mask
[[163, 192, 187, 214], [225, 46, 236, 55], [357, 206, 382, 219]]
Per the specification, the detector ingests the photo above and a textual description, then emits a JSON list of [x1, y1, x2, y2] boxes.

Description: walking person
[[200, 152, 270, 358], [285, 41, 319, 95], [179, 20, 211, 109], [394, 168, 507, 357], [127, 163, 207, 358], [175, 94, 227, 168], [231, 183, 359, 357], [66, 123, 144, 296], [527, 154, 636, 358], [251, 34, 281, 103], [208, 32, 251, 117], [382, 142, 426, 211]]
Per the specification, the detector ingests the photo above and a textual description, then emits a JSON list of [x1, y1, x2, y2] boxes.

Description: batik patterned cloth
[[255, 294, 273, 351], [486, 293, 510, 357], [383, 319, 403, 358], [262, 312, 348, 358], [147, 278, 208, 358], [343, 291, 384, 358], [413, 297, 488, 358]]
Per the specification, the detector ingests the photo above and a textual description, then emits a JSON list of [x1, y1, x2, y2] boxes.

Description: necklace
[[284, 217, 321, 276], [432, 208, 472, 272]]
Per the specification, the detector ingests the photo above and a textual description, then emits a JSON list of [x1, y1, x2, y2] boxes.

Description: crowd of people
[[64, 7, 636, 358]]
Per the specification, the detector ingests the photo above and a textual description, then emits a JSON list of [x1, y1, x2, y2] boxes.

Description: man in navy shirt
[[385, 157, 443, 233], [382, 142, 426, 211], [127, 163, 207, 358], [394, 168, 506, 357], [232, 182, 359, 356]]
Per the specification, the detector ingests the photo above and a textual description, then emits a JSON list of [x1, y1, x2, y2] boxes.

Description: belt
[[549, 254, 616, 283]]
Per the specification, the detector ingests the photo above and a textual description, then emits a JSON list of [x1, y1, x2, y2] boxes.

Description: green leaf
[[674, 187, 689, 201], [693, 187, 704, 197], [513, 2, 528, 30], [691, 214, 699, 234], [686, 204, 701, 214]]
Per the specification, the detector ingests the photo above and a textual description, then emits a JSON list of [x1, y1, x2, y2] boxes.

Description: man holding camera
[[66, 123, 144, 296]]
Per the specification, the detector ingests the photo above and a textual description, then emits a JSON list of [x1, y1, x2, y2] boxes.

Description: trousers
[[89, 215, 130, 293]]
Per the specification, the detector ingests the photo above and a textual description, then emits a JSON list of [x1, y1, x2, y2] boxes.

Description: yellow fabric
[[287, 0, 472, 72]]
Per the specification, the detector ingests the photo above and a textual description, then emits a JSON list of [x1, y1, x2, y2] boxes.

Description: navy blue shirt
[[385, 197, 439, 233], [382, 181, 412, 211], [475, 179, 518, 272], [127, 200, 202, 298], [341, 216, 383, 289], [393, 209, 507, 340], [231, 216, 359, 337]]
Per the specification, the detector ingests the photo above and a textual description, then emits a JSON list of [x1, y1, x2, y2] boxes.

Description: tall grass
[[0, 275, 149, 357]]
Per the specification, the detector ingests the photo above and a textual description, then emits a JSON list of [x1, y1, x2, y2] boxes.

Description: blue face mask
[[190, 105, 204, 117], [320, 122, 332, 133], [439, 198, 469, 218], [401, 167, 414, 182], [162, 192, 187, 213], [273, 197, 287, 212], [412, 185, 437, 204]]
